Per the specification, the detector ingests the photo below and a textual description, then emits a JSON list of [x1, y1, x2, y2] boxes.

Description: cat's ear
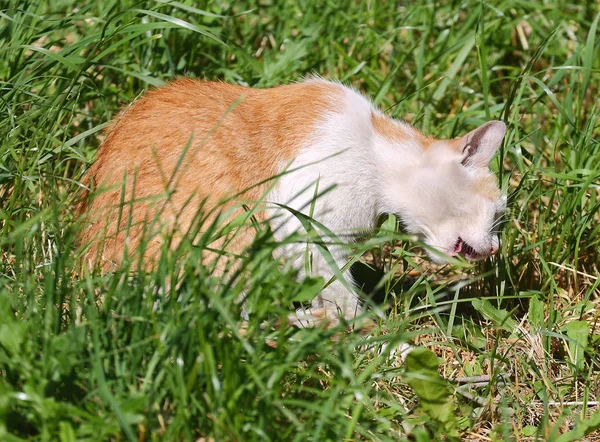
[[457, 120, 506, 168]]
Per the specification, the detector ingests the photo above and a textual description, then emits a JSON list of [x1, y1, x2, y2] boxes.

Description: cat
[[77, 77, 506, 327]]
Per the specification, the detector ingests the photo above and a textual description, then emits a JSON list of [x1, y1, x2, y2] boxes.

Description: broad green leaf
[[471, 299, 518, 333], [528, 295, 544, 330], [564, 320, 589, 371], [404, 347, 460, 440]]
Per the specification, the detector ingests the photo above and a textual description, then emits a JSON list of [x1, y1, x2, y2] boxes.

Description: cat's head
[[387, 121, 507, 263]]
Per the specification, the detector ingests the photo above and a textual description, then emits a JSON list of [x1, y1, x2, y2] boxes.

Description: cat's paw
[[286, 309, 376, 335], [287, 307, 338, 329]]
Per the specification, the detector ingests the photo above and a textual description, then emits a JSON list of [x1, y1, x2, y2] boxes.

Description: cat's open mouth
[[453, 237, 491, 261]]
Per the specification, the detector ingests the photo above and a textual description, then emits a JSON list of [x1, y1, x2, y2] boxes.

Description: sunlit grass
[[1, 1, 599, 440]]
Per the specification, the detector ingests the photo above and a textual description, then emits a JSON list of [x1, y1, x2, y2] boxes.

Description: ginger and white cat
[[78, 78, 506, 326]]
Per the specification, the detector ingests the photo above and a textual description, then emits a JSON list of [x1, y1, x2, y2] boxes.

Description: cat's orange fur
[[78, 79, 347, 270], [370, 113, 431, 147]]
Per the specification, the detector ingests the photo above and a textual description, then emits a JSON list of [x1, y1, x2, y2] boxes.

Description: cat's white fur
[[269, 82, 506, 325]]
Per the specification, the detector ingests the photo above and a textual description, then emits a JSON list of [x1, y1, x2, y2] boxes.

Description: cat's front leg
[[290, 285, 361, 328], [287, 247, 363, 328]]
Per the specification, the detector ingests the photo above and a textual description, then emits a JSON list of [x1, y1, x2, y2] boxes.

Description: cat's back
[[97, 79, 253, 164], [89, 78, 347, 193], [77, 78, 352, 268]]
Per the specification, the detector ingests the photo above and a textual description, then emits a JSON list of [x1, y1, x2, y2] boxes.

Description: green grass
[[1, 0, 599, 440]]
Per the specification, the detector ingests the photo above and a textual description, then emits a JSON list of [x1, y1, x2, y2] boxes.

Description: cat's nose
[[490, 245, 498, 255]]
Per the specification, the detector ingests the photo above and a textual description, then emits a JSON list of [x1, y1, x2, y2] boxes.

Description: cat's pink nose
[[490, 246, 498, 255]]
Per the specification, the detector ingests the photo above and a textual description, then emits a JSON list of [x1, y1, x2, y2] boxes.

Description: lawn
[[1, 0, 599, 440]]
